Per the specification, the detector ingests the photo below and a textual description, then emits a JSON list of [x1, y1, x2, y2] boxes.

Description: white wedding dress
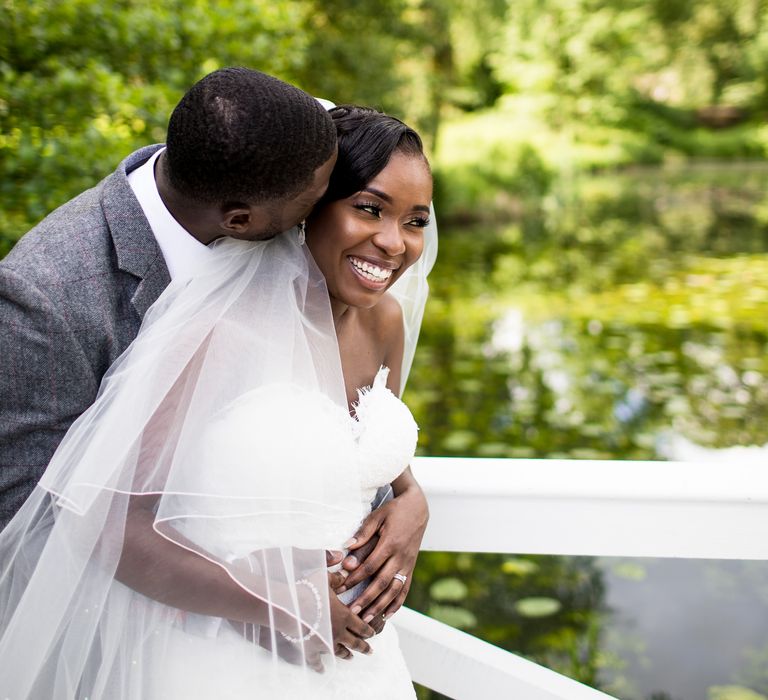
[[0, 227, 436, 699], [147, 367, 419, 699]]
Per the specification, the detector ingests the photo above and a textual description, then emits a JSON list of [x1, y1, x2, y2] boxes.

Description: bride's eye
[[354, 202, 382, 218], [408, 216, 430, 228]]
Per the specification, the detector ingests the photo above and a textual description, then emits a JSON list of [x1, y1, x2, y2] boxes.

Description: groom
[[0, 68, 424, 645], [0, 67, 337, 526]]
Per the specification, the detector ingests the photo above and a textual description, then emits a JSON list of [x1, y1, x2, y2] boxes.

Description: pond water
[[405, 163, 768, 699]]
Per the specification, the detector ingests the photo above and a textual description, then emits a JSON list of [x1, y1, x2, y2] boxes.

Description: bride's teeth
[[350, 257, 392, 282]]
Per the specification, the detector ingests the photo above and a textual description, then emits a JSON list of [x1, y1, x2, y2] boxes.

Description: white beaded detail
[[279, 578, 322, 643]]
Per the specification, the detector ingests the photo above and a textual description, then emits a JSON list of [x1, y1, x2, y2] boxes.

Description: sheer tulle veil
[[0, 214, 436, 697]]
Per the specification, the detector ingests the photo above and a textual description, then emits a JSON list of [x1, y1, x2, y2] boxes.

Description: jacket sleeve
[[0, 265, 98, 528]]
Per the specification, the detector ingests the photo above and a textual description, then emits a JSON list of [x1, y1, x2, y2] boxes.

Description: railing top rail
[[412, 456, 768, 560], [413, 456, 768, 503]]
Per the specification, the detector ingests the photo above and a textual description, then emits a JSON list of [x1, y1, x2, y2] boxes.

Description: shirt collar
[[127, 148, 212, 281]]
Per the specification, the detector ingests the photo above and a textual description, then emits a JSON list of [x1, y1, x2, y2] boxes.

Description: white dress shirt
[[127, 148, 212, 281]]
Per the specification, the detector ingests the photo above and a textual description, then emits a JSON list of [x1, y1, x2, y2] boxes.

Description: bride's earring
[[297, 220, 306, 245]]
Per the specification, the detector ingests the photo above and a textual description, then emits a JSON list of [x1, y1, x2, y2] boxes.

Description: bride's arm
[[337, 301, 429, 624], [337, 468, 428, 624]]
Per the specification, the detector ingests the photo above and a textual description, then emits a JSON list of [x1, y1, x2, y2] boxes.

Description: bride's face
[[305, 151, 432, 311]]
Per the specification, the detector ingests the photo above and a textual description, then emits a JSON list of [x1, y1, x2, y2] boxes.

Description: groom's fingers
[[327, 569, 346, 592], [326, 549, 344, 567], [342, 633, 371, 656], [335, 643, 353, 660], [345, 612, 375, 642]]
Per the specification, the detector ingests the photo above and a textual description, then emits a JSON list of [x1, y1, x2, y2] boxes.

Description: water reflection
[[406, 163, 768, 699], [601, 558, 768, 699]]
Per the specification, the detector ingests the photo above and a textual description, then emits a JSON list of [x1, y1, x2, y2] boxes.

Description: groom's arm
[[0, 267, 98, 529], [117, 498, 280, 621], [117, 497, 374, 660]]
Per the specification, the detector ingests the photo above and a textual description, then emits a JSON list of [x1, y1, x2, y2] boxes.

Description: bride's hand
[[338, 470, 428, 625]]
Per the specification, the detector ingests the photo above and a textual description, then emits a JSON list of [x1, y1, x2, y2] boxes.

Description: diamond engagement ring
[[393, 573, 407, 584]]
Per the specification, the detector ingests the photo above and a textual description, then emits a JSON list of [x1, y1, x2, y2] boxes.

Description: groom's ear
[[219, 205, 254, 234]]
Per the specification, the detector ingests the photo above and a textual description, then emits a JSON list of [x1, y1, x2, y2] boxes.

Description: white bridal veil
[[0, 215, 436, 698]]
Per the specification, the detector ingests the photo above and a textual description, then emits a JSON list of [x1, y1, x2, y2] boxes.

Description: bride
[[0, 105, 436, 698]]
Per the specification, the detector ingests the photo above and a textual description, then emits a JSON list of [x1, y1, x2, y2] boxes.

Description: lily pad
[[514, 596, 562, 618], [428, 604, 477, 629], [501, 558, 540, 576], [430, 577, 468, 602]]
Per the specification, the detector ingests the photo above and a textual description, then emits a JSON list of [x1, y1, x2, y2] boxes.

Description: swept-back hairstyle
[[165, 67, 336, 204], [320, 105, 429, 204]]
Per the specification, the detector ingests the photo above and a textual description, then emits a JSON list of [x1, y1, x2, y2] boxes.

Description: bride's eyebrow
[[361, 187, 430, 213]]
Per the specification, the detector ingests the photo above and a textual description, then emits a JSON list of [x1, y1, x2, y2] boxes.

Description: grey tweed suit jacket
[[0, 145, 170, 529]]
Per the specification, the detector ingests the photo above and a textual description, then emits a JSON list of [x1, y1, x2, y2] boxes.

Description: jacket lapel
[[101, 145, 172, 320]]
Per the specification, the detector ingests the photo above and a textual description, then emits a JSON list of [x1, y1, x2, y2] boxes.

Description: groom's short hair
[[165, 67, 336, 205]]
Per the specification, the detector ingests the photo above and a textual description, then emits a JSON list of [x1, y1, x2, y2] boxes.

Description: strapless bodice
[[172, 367, 418, 559], [348, 366, 419, 505]]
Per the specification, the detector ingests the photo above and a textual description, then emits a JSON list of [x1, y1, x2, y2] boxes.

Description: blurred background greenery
[[3, 1, 768, 698]]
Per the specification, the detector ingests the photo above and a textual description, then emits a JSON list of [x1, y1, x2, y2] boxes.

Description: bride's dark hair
[[320, 105, 430, 204]]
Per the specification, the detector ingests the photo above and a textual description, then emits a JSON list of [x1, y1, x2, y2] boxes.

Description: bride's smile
[[306, 151, 432, 316]]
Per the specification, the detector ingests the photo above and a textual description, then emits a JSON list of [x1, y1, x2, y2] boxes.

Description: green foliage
[[5, 5, 768, 698], [0, 0, 312, 252], [408, 162, 768, 698], [0, 0, 424, 252], [6, 0, 768, 251], [735, 642, 768, 695]]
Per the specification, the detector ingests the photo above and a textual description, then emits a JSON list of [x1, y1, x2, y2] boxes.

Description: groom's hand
[[326, 549, 347, 592], [329, 588, 375, 660], [338, 469, 428, 626]]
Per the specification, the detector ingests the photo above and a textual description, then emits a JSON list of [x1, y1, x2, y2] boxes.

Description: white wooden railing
[[392, 456, 768, 699]]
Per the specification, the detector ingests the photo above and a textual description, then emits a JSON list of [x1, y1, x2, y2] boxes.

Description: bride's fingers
[[345, 510, 385, 553], [342, 545, 391, 590], [368, 612, 386, 635], [341, 535, 378, 575], [359, 574, 405, 624], [342, 535, 392, 588], [383, 581, 411, 619], [346, 557, 400, 612]]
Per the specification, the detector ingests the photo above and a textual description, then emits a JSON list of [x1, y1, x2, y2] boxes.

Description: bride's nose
[[372, 220, 406, 256]]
